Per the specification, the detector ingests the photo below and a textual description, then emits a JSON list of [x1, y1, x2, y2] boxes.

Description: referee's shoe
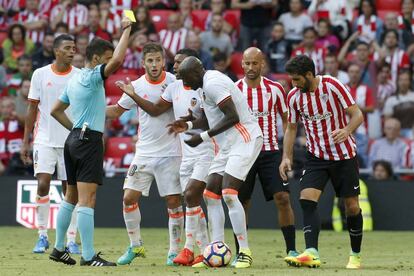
[[49, 248, 76, 265], [80, 252, 117, 266]]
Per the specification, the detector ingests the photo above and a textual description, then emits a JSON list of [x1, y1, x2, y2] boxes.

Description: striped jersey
[[159, 28, 188, 56], [287, 75, 357, 161], [236, 77, 287, 151], [103, 12, 121, 36], [200, 70, 262, 147], [292, 46, 326, 74], [13, 10, 48, 44], [373, 49, 410, 83], [111, 0, 139, 17], [347, 84, 374, 136], [50, 4, 88, 32]]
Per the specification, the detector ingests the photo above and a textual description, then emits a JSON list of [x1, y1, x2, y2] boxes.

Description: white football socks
[[168, 206, 184, 255], [203, 190, 225, 242], [36, 195, 50, 237], [123, 203, 142, 247]]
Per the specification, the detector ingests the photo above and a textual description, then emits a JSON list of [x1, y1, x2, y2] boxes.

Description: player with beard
[[281, 55, 364, 269], [106, 43, 184, 266], [235, 47, 298, 264]]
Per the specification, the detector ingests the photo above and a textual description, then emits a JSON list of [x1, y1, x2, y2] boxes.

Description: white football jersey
[[200, 70, 262, 146], [28, 64, 80, 147], [161, 80, 216, 159], [117, 71, 181, 157]]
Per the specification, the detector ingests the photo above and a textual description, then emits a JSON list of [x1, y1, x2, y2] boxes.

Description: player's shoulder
[[320, 75, 345, 87], [262, 77, 285, 92], [33, 64, 52, 76], [287, 87, 300, 99], [165, 71, 176, 83]]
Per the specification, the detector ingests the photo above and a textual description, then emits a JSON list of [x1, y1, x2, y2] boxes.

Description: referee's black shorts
[[300, 151, 360, 198], [239, 150, 289, 202], [64, 128, 104, 186]]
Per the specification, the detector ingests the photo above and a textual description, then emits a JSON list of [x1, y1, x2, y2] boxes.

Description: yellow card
[[123, 10, 136, 22]]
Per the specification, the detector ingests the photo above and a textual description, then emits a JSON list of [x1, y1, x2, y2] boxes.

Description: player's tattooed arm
[[331, 104, 363, 144], [280, 122, 298, 182], [51, 100, 73, 131]]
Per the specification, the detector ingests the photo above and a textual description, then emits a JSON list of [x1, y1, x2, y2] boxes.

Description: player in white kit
[[106, 43, 183, 266], [168, 57, 263, 269], [115, 48, 213, 266], [20, 35, 81, 254]]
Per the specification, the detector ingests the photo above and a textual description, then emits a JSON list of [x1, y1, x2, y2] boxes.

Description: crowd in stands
[[0, 0, 414, 180]]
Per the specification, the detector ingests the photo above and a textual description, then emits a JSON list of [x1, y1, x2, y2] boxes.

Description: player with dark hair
[[49, 16, 133, 266], [106, 42, 186, 266], [168, 56, 263, 269], [21, 34, 81, 255], [235, 47, 298, 264], [115, 47, 211, 266], [281, 55, 364, 269]]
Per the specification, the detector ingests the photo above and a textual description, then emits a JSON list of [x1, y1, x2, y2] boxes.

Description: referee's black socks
[[346, 209, 363, 253], [300, 199, 320, 250]]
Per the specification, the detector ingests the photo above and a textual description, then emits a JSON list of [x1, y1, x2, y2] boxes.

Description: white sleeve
[[205, 78, 231, 106], [117, 81, 138, 110], [161, 84, 173, 103], [28, 70, 41, 101]]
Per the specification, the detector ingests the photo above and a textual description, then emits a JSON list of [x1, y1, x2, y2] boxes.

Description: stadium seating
[[230, 52, 244, 76], [104, 71, 142, 97], [376, 0, 401, 11], [0, 32, 7, 46], [149, 10, 174, 33], [105, 136, 133, 159]]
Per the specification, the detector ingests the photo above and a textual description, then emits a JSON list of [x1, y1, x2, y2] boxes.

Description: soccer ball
[[203, 241, 232, 267]]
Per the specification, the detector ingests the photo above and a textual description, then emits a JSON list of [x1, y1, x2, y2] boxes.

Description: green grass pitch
[[1, 227, 413, 276]]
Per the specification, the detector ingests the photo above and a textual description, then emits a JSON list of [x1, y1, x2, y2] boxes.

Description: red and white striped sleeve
[[325, 76, 355, 109], [272, 82, 287, 115], [287, 89, 299, 123], [77, 5, 88, 26]]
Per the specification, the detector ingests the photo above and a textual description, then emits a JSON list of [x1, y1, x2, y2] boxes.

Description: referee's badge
[[191, 97, 197, 107]]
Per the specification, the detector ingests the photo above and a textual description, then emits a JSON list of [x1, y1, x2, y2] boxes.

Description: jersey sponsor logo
[[252, 111, 270, 118], [191, 97, 197, 107], [301, 112, 332, 122], [16, 180, 63, 229]]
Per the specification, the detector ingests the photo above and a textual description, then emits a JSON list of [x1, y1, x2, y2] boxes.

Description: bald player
[[168, 57, 263, 268], [235, 47, 298, 264]]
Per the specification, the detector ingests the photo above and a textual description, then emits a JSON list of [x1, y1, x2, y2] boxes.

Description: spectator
[[265, 22, 291, 73], [82, 8, 112, 41], [323, 53, 349, 84], [7, 55, 33, 97], [186, 32, 214, 70], [382, 12, 413, 50], [278, 0, 313, 46], [400, 0, 414, 39], [347, 63, 375, 167], [55, 22, 70, 36], [338, 38, 377, 88], [75, 33, 89, 56], [14, 79, 31, 122], [50, 0, 88, 35], [31, 32, 55, 71], [111, 0, 139, 17], [131, 6, 157, 41], [374, 29, 410, 84], [123, 32, 148, 70], [12, 0, 48, 46], [159, 13, 188, 61], [231, 0, 276, 51], [372, 160, 394, 181], [0, 52, 7, 92], [178, 0, 203, 32], [291, 27, 326, 74], [72, 53, 85, 69], [0, 97, 24, 167], [383, 70, 414, 138], [353, 0, 383, 44], [316, 18, 340, 53], [308, 0, 353, 40], [376, 63, 396, 111], [204, 0, 238, 40], [2, 24, 35, 73], [99, 0, 121, 41], [213, 52, 237, 82], [142, 0, 176, 10], [368, 118, 410, 169], [200, 14, 233, 58]]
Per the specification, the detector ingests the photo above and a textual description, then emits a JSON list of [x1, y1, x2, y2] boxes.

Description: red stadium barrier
[[230, 52, 244, 76], [105, 71, 142, 97], [105, 136, 133, 159], [149, 10, 174, 33], [376, 0, 401, 11]]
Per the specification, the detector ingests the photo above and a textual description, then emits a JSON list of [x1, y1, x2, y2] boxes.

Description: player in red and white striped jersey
[[13, 0, 48, 45], [99, 0, 121, 40], [50, 0, 88, 35], [235, 47, 298, 263], [281, 55, 365, 269]]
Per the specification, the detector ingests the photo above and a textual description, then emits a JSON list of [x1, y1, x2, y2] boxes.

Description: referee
[[49, 17, 133, 266]]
